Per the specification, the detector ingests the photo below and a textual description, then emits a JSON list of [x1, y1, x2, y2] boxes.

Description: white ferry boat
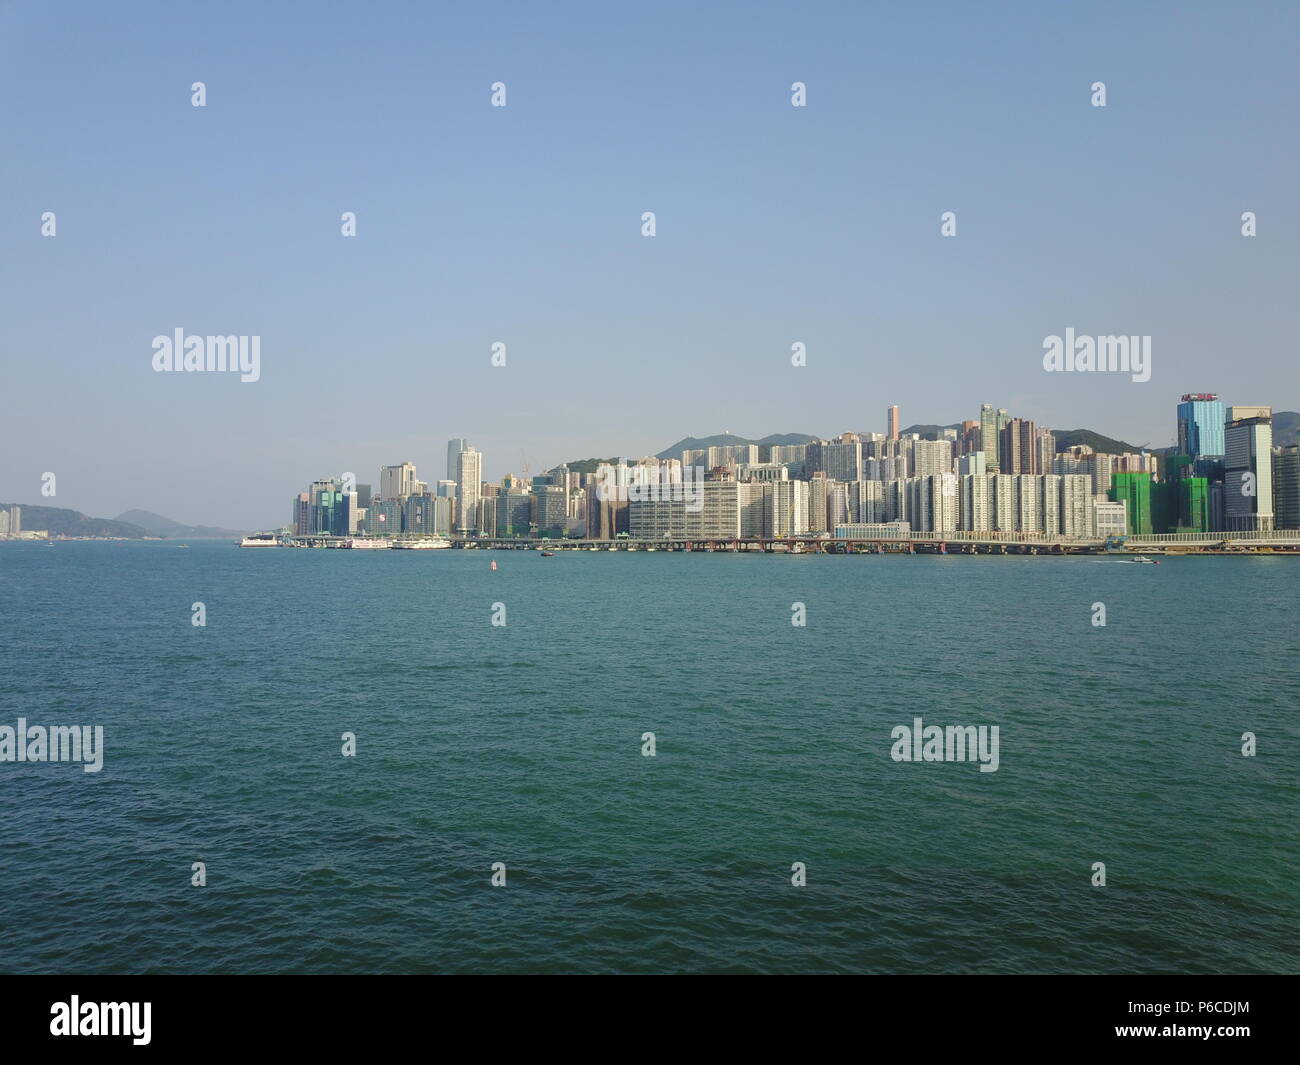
[[240, 534, 281, 548], [391, 538, 451, 549], [344, 538, 390, 549]]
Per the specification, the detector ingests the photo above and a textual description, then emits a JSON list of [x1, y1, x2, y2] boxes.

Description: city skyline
[[275, 389, 1298, 545], [3, 2, 1298, 529], [5, 392, 1297, 531]]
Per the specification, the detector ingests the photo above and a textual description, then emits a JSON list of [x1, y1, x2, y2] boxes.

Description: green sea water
[[1, 540, 1296, 973]]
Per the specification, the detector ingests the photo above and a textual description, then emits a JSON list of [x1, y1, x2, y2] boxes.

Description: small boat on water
[[1117, 555, 1160, 565], [490, 560, 498, 571], [540, 550, 555, 557]]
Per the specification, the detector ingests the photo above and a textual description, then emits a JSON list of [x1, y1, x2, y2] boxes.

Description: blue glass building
[[1176, 393, 1225, 459]]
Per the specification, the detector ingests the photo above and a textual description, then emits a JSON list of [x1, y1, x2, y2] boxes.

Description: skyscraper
[[379, 462, 417, 501], [1176, 393, 1225, 459], [446, 438, 468, 481], [999, 419, 1037, 475], [533, 485, 567, 536], [1224, 415, 1274, 531], [496, 490, 534, 538], [366, 499, 402, 535], [403, 493, 439, 535], [979, 405, 1008, 472], [1035, 428, 1055, 477], [1273, 445, 1300, 530], [455, 447, 482, 533], [887, 405, 899, 441]]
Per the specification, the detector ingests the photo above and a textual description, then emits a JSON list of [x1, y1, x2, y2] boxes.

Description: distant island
[[0, 504, 244, 540]]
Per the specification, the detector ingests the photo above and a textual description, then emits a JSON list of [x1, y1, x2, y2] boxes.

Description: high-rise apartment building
[[705, 444, 759, 470], [1014, 475, 1041, 532], [959, 473, 993, 531], [999, 419, 1037, 474], [911, 473, 958, 534], [808, 474, 830, 534], [1039, 474, 1062, 534], [1035, 428, 1056, 476], [979, 405, 1010, 472], [805, 438, 862, 483], [991, 474, 1015, 531], [1058, 475, 1091, 537], [770, 480, 810, 537], [851, 480, 885, 523], [737, 482, 770, 538], [887, 405, 900, 440], [767, 444, 808, 469], [913, 439, 954, 479], [1090, 453, 1115, 499]]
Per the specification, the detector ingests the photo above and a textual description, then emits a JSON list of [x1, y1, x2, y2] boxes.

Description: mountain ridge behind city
[[0, 504, 247, 539], [646, 414, 1298, 462], [113, 509, 247, 539]]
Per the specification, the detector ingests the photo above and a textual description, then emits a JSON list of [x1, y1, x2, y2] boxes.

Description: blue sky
[[2, 0, 1296, 527]]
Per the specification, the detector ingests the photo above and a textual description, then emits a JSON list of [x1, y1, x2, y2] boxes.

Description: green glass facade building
[[1154, 457, 1210, 533]]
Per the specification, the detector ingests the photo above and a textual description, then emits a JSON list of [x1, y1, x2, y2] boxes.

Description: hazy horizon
[[4, 0, 1298, 528]]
